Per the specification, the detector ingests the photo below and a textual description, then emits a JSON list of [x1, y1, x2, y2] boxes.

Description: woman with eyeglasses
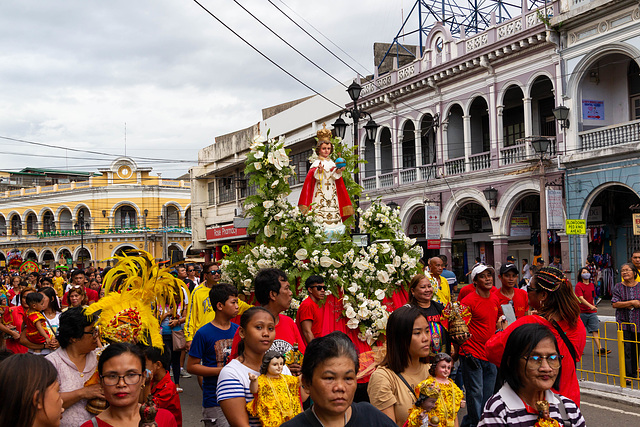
[[611, 263, 640, 386], [486, 267, 586, 406], [479, 323, 585, 427], [45, 307, 104, 427], [80, 342, 177, 427]]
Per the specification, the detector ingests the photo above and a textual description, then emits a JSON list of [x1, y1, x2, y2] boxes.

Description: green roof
[[20, 168, 100, 176]]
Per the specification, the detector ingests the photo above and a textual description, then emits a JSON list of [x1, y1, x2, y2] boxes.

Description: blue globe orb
[[335, 157, 347, 169]]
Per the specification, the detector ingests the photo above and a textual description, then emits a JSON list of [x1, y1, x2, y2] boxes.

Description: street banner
[[633, 214, 640, 235], [426, 204, 440, 240], [546, 188, 564, 229], [566, 219, 586, 235]]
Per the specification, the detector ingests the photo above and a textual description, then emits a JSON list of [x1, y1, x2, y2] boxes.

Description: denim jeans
[[460, 355, 497, 427]]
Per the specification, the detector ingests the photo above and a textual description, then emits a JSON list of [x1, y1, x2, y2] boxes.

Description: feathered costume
[[82, 250, 188, 414]]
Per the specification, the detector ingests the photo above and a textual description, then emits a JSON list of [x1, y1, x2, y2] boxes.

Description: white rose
[[294, 248, 308, 260], [377, 270, 390, 284], [346, 318, 360, 329], [320, 256, 333, 268], [375, 289, 386, 300], [263, 200, 274, 209]]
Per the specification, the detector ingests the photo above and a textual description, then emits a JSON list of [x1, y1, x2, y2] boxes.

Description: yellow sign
[[221, 245, 231, 254], [566, 219, 586, 235], [633, 214, 640, 235]]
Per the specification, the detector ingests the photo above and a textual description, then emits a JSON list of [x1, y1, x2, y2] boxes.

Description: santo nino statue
[[298, 124, 354, 235]]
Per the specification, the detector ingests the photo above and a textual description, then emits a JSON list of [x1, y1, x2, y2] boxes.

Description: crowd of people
[[1, 250, 639, 427]]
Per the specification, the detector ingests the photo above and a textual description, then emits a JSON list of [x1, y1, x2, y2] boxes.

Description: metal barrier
[[577, 321, 639, 389]]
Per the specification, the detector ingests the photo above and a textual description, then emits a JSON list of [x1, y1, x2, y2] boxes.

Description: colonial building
[[0, 157, 192, 269]]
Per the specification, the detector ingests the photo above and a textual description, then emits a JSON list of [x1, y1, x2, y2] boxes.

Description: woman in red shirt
[[486, 267, 586, 406]]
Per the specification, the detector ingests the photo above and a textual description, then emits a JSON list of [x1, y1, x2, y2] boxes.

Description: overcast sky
[[0, 0, 416, 177]]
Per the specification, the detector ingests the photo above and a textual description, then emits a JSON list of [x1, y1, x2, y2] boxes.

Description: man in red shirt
[[496, 263, 528, 320], [296, 275, 326, 345], [62, 270, 99, 306], [460, 264, 506, 427]]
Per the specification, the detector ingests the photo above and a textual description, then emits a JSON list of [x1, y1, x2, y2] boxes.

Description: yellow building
[[0, 157, 192, 269]]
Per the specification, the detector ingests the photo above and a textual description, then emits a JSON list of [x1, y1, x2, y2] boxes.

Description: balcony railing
[[580, 120, 640, 151], [500, 143, 527, 165], [469, 152, 491, 171], [445, 157, 465, 175], [362, 176, 377, 191], [379, 173, 395, 188], [400, 168, 417, 184], [419, 164, 437, 181]]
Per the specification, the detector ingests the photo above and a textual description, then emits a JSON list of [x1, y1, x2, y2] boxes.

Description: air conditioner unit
[[234, 207, 244, 217]]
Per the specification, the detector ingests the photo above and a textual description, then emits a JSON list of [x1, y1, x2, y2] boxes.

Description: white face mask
[[581, 272, 591, 280]]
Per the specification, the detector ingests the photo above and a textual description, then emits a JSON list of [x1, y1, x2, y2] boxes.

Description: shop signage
[[427, 239, 441, 249], [582, 100, 604, 120], [510, 215, 531, 237], [546, 189, 564, 230], [36, 227, 191, 238], [425, 205, 440, 240], [206, 225, 247, 242], [566, 219, 586, 235], [633, 214, 640, 236], [587, 206, 602, 222]]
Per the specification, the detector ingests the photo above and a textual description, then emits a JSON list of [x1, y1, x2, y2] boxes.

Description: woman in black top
[[408, 274, 452, 357]]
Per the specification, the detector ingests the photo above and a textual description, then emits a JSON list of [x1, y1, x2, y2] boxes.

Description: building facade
[[0, 157, 192, 269]]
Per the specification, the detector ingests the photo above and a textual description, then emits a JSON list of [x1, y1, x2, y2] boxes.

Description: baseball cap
[[506, 255, 516, 262], [499, 263, 519, 275], [470, 264, 495, 282]]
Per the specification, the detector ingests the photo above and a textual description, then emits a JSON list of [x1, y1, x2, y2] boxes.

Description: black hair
[[39, 287, 62, 313], [71, 269, 85, 280], [0, 353, 58, 427], [428, 352, 453, 376], [40, 276, 53, 286], [301, 331, 359, 386], [587, 256, 595, 264], [141, 344, 170, 371], [381, 305, 428, 373], [577, 266, 590, 281], [25, 291, 44, 307], [98, 342, 146, 376], [305, 275, 325, 289], [523, 258, 529, 263], [237, 307, 275, 359], [254, 268, 287, 306], [438, 254, 448, 264], [57, 306, 97, 348], [499, 323, 562, 393], [0, 349, 14, 363], [259, 350, 285, 375], [209, 283, 238, 312], [28, 272, 39, 279]]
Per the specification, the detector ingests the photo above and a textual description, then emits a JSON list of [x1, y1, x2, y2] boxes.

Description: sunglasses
[[187, 269, 194, 273], [208, 270, 222, 275], [311, 285, 327, 291]]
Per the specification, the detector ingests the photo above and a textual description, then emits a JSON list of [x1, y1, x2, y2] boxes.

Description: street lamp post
[[332, 81, 379, 233], [78, 210, 85, 268], [532, 138, 551, 267]]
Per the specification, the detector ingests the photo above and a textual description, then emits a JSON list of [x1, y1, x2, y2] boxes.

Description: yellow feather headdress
[[84, 250, 188, 349]]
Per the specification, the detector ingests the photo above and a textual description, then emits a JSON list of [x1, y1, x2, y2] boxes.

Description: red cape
[[298, 167, 354, 222]]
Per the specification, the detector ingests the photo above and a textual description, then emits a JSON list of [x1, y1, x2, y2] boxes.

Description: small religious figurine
[[405, 381, 441, 427], [139, 393, 159, 427], [409, 353, 465, 427], [247, 351, 304, 427], [298, 123, 354, 235], [534, 400, 562, 427]]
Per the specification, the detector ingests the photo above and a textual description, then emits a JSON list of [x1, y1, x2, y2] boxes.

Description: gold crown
[[317, 123, 333, 142], [100, 307, 142, 343], [416, 379, 441, 399]]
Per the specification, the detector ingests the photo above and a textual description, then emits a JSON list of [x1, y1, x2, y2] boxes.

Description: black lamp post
[[78, 210, 85, 267], [482, 186, 498, 208], [532, 137, 551, 267], [332, 81, 379, 233], [552, 106, 570, 129]]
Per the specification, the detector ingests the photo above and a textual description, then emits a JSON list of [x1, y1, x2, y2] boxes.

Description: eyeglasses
[[523, 354, 562, 369], [187, 269, 194, 273], [101, 373, 143, 386], [83, 329, 99, 337], [208, 270, 222, 275], [311, 286, 327, 291]]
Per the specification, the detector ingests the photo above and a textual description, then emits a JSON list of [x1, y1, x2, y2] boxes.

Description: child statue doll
[[247, 350, 304, 427], [405, 381, 441, 427]]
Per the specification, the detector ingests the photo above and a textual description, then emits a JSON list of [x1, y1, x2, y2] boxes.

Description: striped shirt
[[478, 384, 585, 427], [216, 358, 291, 427]]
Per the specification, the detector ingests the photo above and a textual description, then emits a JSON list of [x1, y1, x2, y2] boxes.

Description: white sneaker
[[180, 368, 192, 378]]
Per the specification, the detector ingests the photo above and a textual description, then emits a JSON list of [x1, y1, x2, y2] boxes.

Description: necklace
[[312, 405, 347, 426]]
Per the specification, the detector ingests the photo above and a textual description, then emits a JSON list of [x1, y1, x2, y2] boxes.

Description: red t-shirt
[[25, 311, 53, 344], [460, 291, 502, 361], [296, 297, 323, 344], [496, 288, 529, 319], [457, 283, 498, 302], [62, 286, 99, 306], [2, 305, 27, 354], [230, 313, 306, 358], [151, 372, 182, 427], [485, 315, 587, 406], [80, 408, 177, 427], [575, 281, 597, 314]]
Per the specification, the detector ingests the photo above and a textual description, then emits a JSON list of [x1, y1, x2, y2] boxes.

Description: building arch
[[8, 211, 22, 236], [464, 93, 490, 115], [109, 201, 142, 218], [111, 202, 141, 229], [401, 119, 417, 170], [23, 210, 39, 235], [526, 71, 556, 98], [379, 127, 393, 174], [495, 179, 540, 236], [399, 196, 427, 231], [111, 243, 139, 258], [497, 80, 525, 104], [57, 206, 73, 231], [164, 203, 183, 228], [24, 249, 38, 261], [441, 189, 495, 240], [21, 208, 38, 223], [73, 246, 93, 262], [73, 203, 92, 220], [55, 247, 73, 261], [184, 206, 192, 228], [38, 248, 55, 263]]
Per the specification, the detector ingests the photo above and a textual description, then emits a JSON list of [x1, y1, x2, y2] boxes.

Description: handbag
[[171, 328, 186, 351]]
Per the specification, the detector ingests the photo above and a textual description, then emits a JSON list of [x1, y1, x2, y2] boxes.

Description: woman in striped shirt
[[479, 324, 585, 427]]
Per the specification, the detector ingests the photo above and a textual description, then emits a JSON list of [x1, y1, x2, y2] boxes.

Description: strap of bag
[[92, 418, 99, 427], [554, 393, 572, 427], [395, 372, 416, 399], [550, 320, 577, 365]]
